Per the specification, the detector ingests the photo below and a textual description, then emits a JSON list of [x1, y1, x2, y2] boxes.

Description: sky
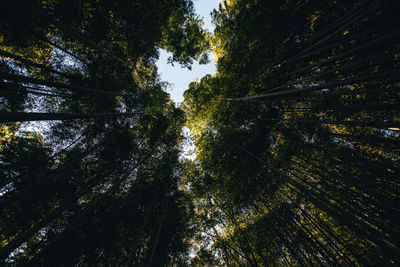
[[156, 0, 221, 104]]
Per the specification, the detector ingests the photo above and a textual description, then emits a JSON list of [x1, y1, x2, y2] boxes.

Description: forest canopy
[[1, 0, 399, 266]]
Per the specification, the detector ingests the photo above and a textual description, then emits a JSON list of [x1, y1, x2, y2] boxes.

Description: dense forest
[[0, 0, 399, 266]]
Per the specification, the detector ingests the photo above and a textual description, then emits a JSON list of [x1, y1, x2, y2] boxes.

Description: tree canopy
[[183, 0, 400, 265], [1, 0, 399, 266]]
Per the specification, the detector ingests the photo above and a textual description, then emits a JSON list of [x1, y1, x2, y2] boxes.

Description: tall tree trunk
[[0, 112, 140, 123], [148, 197, 169, 267], [0, 72, 134, 96]]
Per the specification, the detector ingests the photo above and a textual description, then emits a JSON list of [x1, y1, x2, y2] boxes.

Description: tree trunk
[[0, 112, 140, 123]]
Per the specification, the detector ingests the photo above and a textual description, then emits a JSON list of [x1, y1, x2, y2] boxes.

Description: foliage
[[0, 0, 207, 265], [183, 0, 400, 265], [1, 0, 400, 266]]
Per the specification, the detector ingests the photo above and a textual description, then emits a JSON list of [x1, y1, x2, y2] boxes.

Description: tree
[[0, 0, 209, 265], [183, 0, 400, 265]]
